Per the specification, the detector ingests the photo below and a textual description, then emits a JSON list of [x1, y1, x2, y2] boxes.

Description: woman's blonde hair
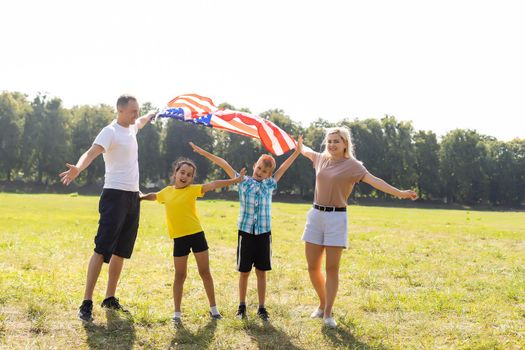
[[322, 126, 355, 158]]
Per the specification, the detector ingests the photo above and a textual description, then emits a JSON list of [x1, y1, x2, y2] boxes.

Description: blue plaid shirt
[[237, 175, 277, 234]]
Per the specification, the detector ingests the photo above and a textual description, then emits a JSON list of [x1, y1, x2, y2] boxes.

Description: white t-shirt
[[93, 120, 139, 192]]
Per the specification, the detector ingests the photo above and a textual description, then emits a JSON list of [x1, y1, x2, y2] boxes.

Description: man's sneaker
[[78, 300, 93, 322], [235, 305, 247, 320], [257, 307, 270, 321], [324, 317, 337, 329], [310, 308, 324, 319], [209, 312, 223, 320], [101, 297, 129, 313]]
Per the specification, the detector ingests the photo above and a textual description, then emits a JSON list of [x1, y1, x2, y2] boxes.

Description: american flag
[[157, 94, 296, 156]]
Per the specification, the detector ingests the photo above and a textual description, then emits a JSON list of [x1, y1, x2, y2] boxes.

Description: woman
[[300, 127, 417, 328]]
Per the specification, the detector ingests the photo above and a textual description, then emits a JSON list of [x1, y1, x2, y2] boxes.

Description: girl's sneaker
[[310, 308, 324, 319], [324, 317, 337, 328]]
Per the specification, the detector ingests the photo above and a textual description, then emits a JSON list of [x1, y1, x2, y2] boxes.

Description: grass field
[[0, 193, 524, 349]]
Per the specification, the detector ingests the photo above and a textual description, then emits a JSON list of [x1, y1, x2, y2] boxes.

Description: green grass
[[0, 193, 524, 349]]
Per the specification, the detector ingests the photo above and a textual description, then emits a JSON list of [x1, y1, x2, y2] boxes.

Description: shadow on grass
[[83, 310, 135, 350], [321, 324, 382, 350], [245, 320, 303, 350], [169, 319, 218, 349]]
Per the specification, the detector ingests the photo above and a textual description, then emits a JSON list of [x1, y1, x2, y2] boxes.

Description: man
[[60, 95, 155, 321]]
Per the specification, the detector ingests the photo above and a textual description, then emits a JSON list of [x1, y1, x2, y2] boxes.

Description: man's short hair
[[116, 95, 138, 109]]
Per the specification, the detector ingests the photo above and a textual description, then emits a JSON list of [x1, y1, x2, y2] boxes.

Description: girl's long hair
[[170, 158, 197, 184]]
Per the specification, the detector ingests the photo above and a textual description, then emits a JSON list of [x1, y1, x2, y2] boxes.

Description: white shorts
[[301, 207, 349, 248]]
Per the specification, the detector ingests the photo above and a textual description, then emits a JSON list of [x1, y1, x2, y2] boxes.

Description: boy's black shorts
[[236, 230, 272, 272], [94, 189, 140, 263], [173, 231, 209, 257]]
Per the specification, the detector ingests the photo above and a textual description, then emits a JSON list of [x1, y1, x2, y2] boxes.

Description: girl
[[141, 158, 245, 324], [300, 127, 417, 328]]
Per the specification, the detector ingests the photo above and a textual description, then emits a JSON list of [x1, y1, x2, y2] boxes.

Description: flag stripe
[[210, 118, 259, 139], [215, 110, 296, 155], [267, 120, 296, 153], [167, 94, 217, 117], [173, 97, 214, 114], [212, 117, 258, 137]]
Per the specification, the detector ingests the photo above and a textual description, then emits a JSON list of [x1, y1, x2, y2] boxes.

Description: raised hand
[[295, 135, 303, 154], [146, 111, 157, 122], [189, 142, 205, 155], [235, 168, 247, 183], [59, 163, 80, 186]]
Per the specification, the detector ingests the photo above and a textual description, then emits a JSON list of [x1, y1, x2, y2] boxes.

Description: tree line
[[0, 91, 524, 207]]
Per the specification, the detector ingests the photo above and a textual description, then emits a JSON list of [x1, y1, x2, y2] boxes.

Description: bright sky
[[1, 0, 524, 141]]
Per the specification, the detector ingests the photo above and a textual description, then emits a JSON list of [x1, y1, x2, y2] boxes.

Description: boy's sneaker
[[257, 307, 270, 321], [78, 300, 93, 322], [209, 312, 223, 320], [324, 317, 337, 329], [101, 297, 129, 313], [172, 315, 182, 326], [310, 308, 324, 319], [235, 305, 247, 319]]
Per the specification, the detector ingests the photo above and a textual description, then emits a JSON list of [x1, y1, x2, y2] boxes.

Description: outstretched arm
[[300, 143, 317, 162], [135, 111, 157, 130], [361, 173, 418, 200], [139, 192, 157, 201], [202, 168, 246, 193], [274, 136, 303, 182], [59, 144, 104, 186], [190, 142, 236, 178]]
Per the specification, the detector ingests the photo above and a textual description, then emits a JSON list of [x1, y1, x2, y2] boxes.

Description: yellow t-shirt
[[156, 184, 204, 239]]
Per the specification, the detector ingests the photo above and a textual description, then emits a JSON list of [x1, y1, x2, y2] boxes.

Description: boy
[[190, 137, 302, 320]]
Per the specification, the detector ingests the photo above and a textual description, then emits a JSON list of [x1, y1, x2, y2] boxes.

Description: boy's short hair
[[257, 154, 276, 172]]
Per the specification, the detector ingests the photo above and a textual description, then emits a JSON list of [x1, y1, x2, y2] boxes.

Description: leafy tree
[[0, 92, 29, 180], [509, 139, 525, 206], [345, 118, 385, 197], [440, 129, 489, 204], [21, 95, 69, 184], [1, 89, 523, 207], [295, 119, 331, 197], [487, 139, 525, 206], [70, 105, 114, 185], [138, 102, 163, 187], [380, 116, 417, 190], [413, 130, 440, 199]]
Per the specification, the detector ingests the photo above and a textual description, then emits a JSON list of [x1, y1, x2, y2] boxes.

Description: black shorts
[[94, 189, 140, 263], [173, 231, 209, 257], [236, 230, 272, 272]]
